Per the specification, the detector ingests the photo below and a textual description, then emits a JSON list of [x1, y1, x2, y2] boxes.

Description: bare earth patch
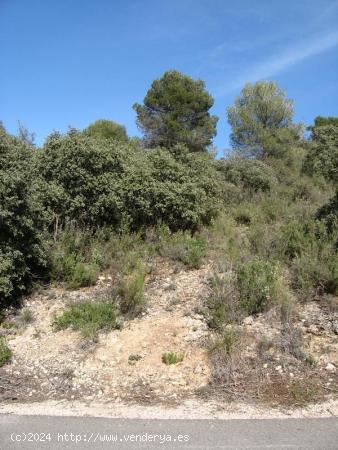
[[0, 262, 211, 405]]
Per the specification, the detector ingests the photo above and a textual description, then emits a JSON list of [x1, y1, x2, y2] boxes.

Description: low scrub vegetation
[[1, 78, 336, 313], [0, 337, 12, 366], [116, 259, 147, 317], [237, 259, 280, 314], [208, 328, 243, 384], [1, 75, 337, 409], [162, 352, 184, 365], [54, 301, 119, 338], [159, 229, 207, 269]]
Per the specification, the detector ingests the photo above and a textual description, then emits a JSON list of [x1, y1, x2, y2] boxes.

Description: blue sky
[[1, 0, 338, 154]]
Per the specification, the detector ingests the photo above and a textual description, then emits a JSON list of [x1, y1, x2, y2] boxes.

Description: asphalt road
[[0, 414, 337, 449]]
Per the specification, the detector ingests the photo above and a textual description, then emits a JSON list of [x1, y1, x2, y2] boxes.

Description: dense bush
[[216, 157, 277, 193], [277, 219, 338, 297], [303, 125, 338, 182], [121, 146, 221, 231], [40, 131, 220, 233], [0, 128, 46, 305], [291, 252, 338, 299], [83, 119, 128, 142], [1, 79, 336, 318], [316, 190, 338, 233], [39, 130, 132, 230]]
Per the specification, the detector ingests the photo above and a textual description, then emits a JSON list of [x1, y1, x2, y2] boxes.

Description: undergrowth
[[162, 352, 184, 365], [54, 300, 119, 338], [0, 337, 12, 367]]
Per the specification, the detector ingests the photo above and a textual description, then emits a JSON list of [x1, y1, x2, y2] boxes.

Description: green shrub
[[237, 259, 279, 314], [48, 228, 110, 288], [303, 124, 338, 182], [278, 221, 311, 259], [39, 131, 130, 229], [48, 226, 156, 291], [162, 352, 184, 365], [83, 119, 128, 142], [54, 300, 118, 338], [217, 157, 277, 193], [128, 353, 142, 362], [40, 131, 220, 232], [276, 219, 338, 298], [0, 337, 12, 366], [181, 236, 207, 268], [207, 214, 250, 263], [316, 190, 338, 233], [67, 262, 99, 289], [291, 252, 338, 298], [206, 272, 240, 329], [50, 249, 98, 289], [0, 127, 46, 305], [116, 261, 146, 317], [159, 229, 207, 268]]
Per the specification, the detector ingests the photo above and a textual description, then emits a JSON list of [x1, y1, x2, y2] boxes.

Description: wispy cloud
[[215, 30, 338, 97]]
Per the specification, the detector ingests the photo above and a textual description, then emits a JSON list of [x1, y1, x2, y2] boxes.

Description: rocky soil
[[0, 259, 337, 410]]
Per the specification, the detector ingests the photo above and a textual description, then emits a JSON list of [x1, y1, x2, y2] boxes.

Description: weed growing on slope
[[0, 337, 12, 367], [162, 352, 184, 365], [54, 300, 119, 338]]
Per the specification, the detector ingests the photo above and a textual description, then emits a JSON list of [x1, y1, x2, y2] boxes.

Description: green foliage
[[159, 228, 207, 268], [217, 157, 277, 193], [314, 116, 338, 127], [303, 122, 338, 182], [119, 147, 221, 232], [0, 127, 46, 305], [83, 119, 128, 142], [0, 337, 12, 366], [278, 221, 314, 260], [227, 81, 302, 159], [291, 252, 338, 299], [237, 259, 280, 314], [162, 351, 184, 365], [316, 190, 338, 233], [54, 300, 118, 338], [277, 219, 338, 298], [180, 236, 207, 268], [48, 229, 99, 289], [66, 262, 99, 289], [40, 131, 220, 232], [1, 76, 337, 320], [39, 130, 132, 229], [48, 226, 156, 298], [116, 260, 146, 317], [133, 70, 218, 152]]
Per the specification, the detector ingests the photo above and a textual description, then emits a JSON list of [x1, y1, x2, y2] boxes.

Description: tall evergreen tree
[[133, 70, 218, 152]]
